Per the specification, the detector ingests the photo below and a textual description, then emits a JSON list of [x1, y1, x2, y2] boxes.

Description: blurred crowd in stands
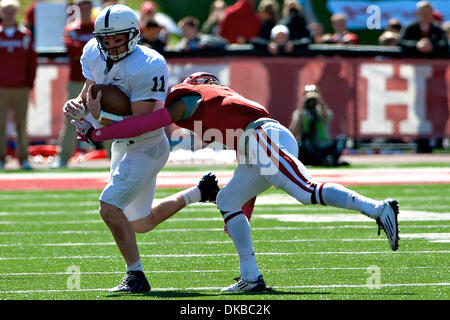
[[1, 0, 449, 57]]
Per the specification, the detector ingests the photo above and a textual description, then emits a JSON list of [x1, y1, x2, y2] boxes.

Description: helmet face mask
[[93, 4, 140, 61], [182, 72, 221, 85]]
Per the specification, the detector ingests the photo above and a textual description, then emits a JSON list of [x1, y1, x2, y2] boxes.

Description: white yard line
[[0, 224, 448, 236], [1, 234, 449, 247], [256, 211, 450, 223], [0, 266, 442, 277], [1, 282, 449, 294], [0, 194, 444, 202], [0, 250, 449, 261]]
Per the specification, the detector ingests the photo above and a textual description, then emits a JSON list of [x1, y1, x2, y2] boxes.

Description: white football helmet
[[93, 4, 140, 61]]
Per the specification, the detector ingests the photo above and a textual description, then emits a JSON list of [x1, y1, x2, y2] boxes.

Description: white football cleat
[[376, 199, 400, 251], [221, 275, 268, 292]]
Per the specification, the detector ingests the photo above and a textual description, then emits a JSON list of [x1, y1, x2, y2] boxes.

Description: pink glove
[[71, 119, 94, 143]]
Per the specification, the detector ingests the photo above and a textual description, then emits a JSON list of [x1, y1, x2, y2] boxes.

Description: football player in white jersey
[[62, 4, 220, 293]]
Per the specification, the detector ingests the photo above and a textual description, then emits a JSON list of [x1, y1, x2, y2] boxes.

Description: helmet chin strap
[[96, 29, 139, 62], [108, 49, 129, 61]]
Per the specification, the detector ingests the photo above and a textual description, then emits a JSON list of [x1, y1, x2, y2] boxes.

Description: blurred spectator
[[289, 85, 347, 167], [267, 24, 293, 55], [139, 1, 156, 27], [23, 0, 44, 37], [174, 16, 227, 52], [319, 33, 336, 44], [218, 0, 261, 44], [399, 1, 448, 55], [92, 0, 118, 18], [386, 18, 402, 34], [443, 21, 450, 42], [308, 22, 324, 44], [52, 0, 95, 168], [201, 0, 227, 36], [378, 31, 400, 46], [257, 0, 279, 40], [139, 1, 168, 52], [433, 9, 443, 25], [101, 0, 117, 7], [330, 13, 359, 45], [250, 23, 309, 55], [139, 19, 165, 53], [0, 0, 38, 170], [278, 0, 311, 42]]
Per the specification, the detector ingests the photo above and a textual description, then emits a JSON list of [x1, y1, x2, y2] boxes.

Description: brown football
[[89, 84, 131, 116]]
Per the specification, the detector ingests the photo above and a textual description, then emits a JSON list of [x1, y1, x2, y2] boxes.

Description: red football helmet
[[182, 72, 221, 85]]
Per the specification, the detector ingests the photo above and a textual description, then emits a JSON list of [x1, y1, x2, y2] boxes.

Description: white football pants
[[217, 121, 324, 213], [100, 129, 170, 221]]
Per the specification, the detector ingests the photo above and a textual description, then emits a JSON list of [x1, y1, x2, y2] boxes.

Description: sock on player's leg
[[320, 183, 382, 219], [180, 186, 202, 206], [126, 258, 144, 272], [224, 201, 254, 236], [224, 212, 260, 282]]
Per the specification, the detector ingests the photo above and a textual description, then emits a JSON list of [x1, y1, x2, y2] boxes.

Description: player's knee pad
[[216, 189, 226, 212], [216, 189, 241, 213], [220, 209, 244, 224], [310, 182, 327, 206]]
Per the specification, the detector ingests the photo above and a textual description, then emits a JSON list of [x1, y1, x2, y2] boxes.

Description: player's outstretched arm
[[86, 99, 187, 142]]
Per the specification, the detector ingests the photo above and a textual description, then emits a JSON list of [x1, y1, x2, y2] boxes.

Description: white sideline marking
[[0, 239, 384, 247], [0, 231, 103, 235], [401, 233, 450, 240], [1, 201, 98, 208], [0, 220, 103, 225], [253, 194, 449, 205], [257, 210, 450, 222], [1, 283, 449, 294], [0, 224, 448, 236], [1, 233, 449, 247], [0, 250, 449, 260], [0, 266, 442, 277], [0, 210, 99, 216], [0, 193, 443, 203]]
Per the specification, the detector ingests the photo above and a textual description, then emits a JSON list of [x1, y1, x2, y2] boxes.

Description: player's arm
[[83, 98, 187, 142]]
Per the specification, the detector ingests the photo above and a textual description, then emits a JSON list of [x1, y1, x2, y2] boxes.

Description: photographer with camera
[[289, 85, 347, 167]]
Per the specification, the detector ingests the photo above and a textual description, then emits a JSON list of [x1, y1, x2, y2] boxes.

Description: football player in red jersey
[[75, 72, 400, 292]]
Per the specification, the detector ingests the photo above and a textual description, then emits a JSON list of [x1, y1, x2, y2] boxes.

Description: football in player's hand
[[89, 84, 132, 116]]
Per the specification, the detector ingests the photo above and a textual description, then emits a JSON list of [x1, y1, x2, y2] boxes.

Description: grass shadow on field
[[106, 291, 220, 299], [105, 288, 335, 299], [220, 288, 333, 297]]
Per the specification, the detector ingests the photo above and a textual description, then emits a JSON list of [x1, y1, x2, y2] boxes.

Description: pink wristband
[[91, 108, 173, 141]]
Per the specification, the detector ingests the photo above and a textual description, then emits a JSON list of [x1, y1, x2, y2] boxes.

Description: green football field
[[0, 182, 449, 301]]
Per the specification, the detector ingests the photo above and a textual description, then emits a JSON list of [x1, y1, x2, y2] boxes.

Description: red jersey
[[0, 25, 37, 88], [165, 84, 270, 150], [218, 0, 261, 44], [63, 20, 95, 82]]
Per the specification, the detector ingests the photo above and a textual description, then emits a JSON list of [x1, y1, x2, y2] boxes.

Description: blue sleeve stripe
[[180, 94, 202, 120]]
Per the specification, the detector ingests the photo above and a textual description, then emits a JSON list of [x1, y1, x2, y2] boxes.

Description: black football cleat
[[197, 172, 220, 203], [108, 270, 151, 293]]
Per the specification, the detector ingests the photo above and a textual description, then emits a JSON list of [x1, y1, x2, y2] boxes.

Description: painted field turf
[[0, 184, 448, 300]]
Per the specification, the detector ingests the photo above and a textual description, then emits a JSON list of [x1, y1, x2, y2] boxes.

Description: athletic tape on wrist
[[97, 110, 124, 127]]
